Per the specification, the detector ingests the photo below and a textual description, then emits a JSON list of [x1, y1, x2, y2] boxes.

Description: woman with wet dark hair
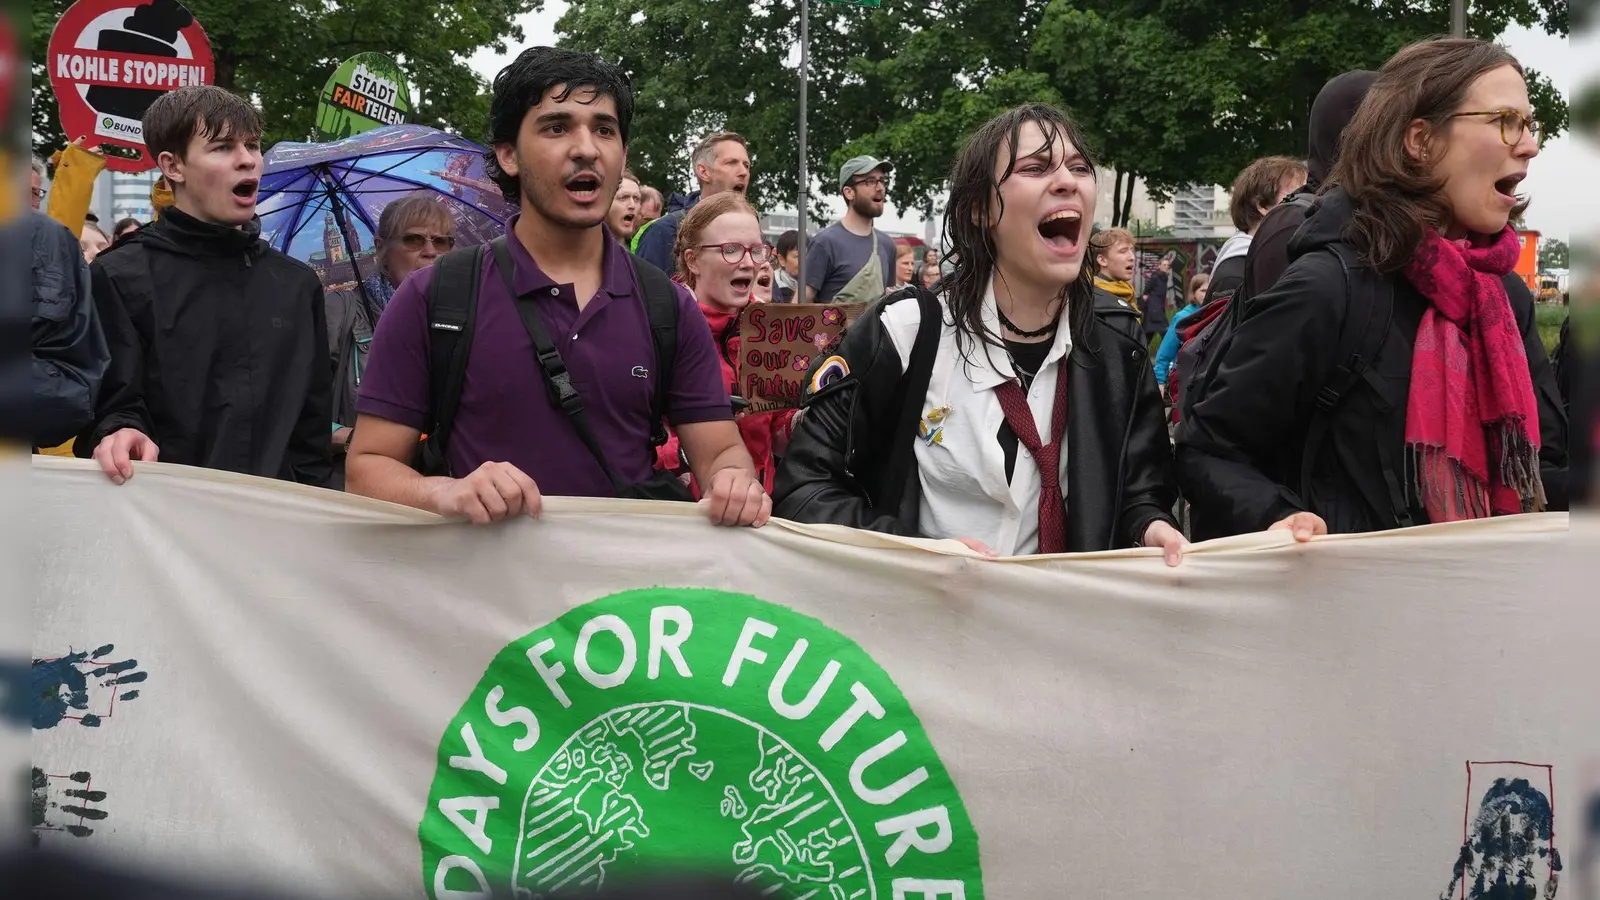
[[774, 104, 1183, 562]]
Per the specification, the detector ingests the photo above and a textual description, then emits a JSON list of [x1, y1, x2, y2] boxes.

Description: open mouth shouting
[[566, 171, 603, 205], [1493, 171, 1525, 206], [1037, 208, 1083, 256], [231, 177, 259, 207], [729, 274, 754, 295]]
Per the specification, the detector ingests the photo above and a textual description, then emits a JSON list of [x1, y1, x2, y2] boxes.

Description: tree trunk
[[1120, 174, 1136, 229], [1111, 170, 1125, 227]]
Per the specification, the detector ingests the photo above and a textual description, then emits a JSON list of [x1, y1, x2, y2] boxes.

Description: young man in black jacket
[[80, 85, 332, 487]]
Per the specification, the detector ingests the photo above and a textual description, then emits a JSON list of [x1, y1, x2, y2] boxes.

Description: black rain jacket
[[79, 207, 332, 487], [1175, 187, 1567, 534]]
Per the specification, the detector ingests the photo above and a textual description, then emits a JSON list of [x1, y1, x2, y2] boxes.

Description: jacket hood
[[1307, 70, 1378, 187], [1216, 231, 1253, 265], [1287, 185, 1357, 261], [667, 191, 701, 214], [119, 205, 267, 260]]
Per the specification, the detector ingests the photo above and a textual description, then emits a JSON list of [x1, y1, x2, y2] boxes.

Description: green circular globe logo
[[419, 588, 982, 899]]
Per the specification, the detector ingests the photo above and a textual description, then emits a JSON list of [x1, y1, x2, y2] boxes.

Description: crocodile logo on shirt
[[419, 588, 982, 899]]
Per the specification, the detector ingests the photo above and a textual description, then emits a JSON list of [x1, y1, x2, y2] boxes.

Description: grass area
[[1535, 303, 1567, 356]]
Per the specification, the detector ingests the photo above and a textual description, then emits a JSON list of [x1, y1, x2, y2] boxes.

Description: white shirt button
[[550, 287, 560, 296]]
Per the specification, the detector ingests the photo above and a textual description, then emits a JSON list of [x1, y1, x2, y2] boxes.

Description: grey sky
[[470, 8, 1583, 241]]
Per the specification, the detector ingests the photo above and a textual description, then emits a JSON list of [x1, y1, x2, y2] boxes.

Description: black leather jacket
[[773, 287, 1178, 551]]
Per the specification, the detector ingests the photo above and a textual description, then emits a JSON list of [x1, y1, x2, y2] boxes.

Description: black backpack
[[412, 241, 680, 477], [1177, 239, 1412, 534]]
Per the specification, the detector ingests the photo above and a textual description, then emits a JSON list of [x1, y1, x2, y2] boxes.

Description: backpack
[[1176, 239, 1411, 533], [412, 241, 680, 477], [1169, 192, 1318, 425]]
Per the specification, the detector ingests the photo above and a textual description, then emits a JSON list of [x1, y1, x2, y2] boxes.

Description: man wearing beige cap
[[804, 155, 897, 304]]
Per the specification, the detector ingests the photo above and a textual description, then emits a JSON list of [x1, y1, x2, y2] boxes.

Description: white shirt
[[882, 279, 1072, 556]]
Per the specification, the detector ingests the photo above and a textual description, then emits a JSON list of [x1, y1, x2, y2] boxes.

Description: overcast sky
[[469, 7, 1586, 242]]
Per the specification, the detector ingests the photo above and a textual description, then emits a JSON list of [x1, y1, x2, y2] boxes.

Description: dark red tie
[[993, 367, 1070, 554]]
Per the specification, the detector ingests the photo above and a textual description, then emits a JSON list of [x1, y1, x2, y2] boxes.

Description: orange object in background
[[1514, 229, 1539, 292]]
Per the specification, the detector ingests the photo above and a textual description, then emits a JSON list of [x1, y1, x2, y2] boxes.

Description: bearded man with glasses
[[805, 156, 899, 304]]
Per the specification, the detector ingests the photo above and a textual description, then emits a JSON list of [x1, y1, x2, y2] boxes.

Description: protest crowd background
[[6, 0, 1597, 895]]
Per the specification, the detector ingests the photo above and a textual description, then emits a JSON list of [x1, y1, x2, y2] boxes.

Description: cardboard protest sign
[[314, 53, 412, 141], [47, 0, 213, 173], [737, 302, 867, 413]]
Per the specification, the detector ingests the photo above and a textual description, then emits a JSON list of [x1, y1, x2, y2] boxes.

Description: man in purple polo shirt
[[345, 48, 768, 527]]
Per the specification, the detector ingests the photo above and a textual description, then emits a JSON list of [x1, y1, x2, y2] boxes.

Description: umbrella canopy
[[258, 124, 515, 293]]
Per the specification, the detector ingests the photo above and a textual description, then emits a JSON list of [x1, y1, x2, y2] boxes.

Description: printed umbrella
[[258, 124, 515, 297]]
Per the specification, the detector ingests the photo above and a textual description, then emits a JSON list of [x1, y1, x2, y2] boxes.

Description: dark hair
[[142, 84, 261, 161], [775, 229, 799, 257], [483, 47, 635, 203], [1329, 38, 1527, 273], [1228, 156, 1307, 233], [113, 217, 141, 237], [941, 103, 1099, 364]]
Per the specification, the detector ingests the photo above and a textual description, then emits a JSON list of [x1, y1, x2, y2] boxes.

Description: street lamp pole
[[1451, 0, 1466, 36]]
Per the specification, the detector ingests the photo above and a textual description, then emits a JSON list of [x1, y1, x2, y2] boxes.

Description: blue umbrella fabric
[[258, 124, 515, 293]]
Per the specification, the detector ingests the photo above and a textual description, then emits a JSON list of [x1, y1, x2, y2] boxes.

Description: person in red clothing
[[661, 192, 796, 492]]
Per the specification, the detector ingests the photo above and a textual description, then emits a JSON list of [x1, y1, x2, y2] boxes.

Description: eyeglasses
[[400, 232, 455, 251], [851, 176, 889, 189], [30, 187, 45, 201], [697, 242, 773, 265], [1447, 108, 1541, 147]]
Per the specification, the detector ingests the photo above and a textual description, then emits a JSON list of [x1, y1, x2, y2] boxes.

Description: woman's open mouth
[[1037, 210, 1082, 254], [729, 275, 753, 294], [1494, 173, 1525, 204]]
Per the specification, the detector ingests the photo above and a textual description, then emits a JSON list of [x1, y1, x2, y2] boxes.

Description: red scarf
[[1401, 226, 1543, 522]]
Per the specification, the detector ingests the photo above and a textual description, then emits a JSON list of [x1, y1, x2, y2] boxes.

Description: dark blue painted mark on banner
[[1442, 775, 1563, 900], [31, 767, 108, 842], [31, 644, 146, 729]]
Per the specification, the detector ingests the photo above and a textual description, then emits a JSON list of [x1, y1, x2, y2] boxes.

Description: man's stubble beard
[[519, 162, 609, 231]]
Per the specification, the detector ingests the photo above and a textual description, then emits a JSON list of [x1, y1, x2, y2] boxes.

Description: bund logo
[[420, 589, 981, 899]]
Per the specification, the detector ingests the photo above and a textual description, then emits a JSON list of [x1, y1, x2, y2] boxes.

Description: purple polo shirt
[[355, 217, 732, 497]]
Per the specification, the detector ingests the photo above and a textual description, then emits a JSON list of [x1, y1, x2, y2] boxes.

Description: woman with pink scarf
[[1176, 37, 1567, 538]]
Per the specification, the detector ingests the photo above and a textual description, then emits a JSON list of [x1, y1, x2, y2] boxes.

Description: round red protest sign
[[47, 0, 214, 173]]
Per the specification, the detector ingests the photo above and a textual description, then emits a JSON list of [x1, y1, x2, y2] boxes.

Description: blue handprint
[[32, 643, 147, 729], [31, 767, 108, 841]]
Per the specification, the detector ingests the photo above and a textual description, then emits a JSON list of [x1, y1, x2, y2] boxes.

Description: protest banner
[[25, 458, 1590, 898], [47, 0, 213, 173], [314, 52, 412, 142], [737, 302, 867, 413]]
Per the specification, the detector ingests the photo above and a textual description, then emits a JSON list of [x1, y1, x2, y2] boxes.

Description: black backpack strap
[[628, 254, 679, 447], [879, 288, 943, 516], [489, 237, 632, 496], [416, 243, 486, 476], [1301, 243, 1411, 527]]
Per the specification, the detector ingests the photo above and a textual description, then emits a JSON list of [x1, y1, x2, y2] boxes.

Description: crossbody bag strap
[[488, 237, 630, 496]]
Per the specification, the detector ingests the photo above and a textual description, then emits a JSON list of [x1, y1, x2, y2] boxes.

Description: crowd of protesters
[[26, 36, 1581, 567]]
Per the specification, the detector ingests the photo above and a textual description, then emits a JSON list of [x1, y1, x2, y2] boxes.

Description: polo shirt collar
[[503, 213, 636, 299]]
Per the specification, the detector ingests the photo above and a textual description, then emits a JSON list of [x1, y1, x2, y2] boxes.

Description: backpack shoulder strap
[[879, 288, 942, 516], [1301, 242, 1410, 526], [416, 243, 486, 475], [628, 254, 679, 447]]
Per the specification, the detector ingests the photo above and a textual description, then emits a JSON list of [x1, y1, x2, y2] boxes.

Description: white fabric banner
[[27, 457, 1593, 899]]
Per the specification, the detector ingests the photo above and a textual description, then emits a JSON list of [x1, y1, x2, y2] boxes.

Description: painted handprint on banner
[[31, 767, 108, 841], [1442, 767, 1564, 900], [32, 643, 146, 729]]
